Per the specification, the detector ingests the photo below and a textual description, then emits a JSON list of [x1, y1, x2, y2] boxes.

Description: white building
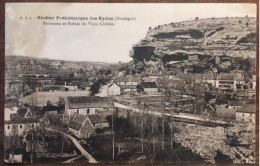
[[236, 104, 255, 123], [66, 96, 114, 119], [108, 83, 121, 96], [5, 118, 39, 136]]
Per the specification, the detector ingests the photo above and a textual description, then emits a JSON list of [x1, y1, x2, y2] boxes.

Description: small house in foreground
[[68, 113, 95, 139]]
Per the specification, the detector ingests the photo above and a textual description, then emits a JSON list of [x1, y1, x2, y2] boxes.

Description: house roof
[[5, 117, 39, 124], [88, 114, 104, 124], [236, 104, 255, 113], [228, 100, 245, 106], [67, 96, 114, 109], [108, 83, 120, 88], [70, 81, 79, 86], [188, 55, 199, 61], [41, 85, 61, 91], [68, 114, 87, 130], [114, 77, 140, 83], [218, 73, 234, 80], [119, 85, 137, 89], [44, 110, 58, 117], [19, 91, 90, 107], [200, 74, 215, 80], [140, 82, 158, 88]]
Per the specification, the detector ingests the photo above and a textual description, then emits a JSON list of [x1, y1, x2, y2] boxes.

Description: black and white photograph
[[4, 3, 257, 164]]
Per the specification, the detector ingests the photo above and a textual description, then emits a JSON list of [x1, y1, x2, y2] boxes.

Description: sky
[[5, 3, 257, 63]]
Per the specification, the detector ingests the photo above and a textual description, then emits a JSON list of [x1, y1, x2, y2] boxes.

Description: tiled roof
[[236, 104, 255, 113], [119, 85, 137, 89], [114, 77, 140, 83], [108, 83, 120, 88], [68, 114, 86, 130], [88, 114, 104, 124], [218, 73, 234, 80], [67, 96, 114, 109], [44, 110, 58, 117], [140, 82, 158, 88], [5, 117, 39, 124], [228, 100, 245, 106], [41, 85, 61, 91]]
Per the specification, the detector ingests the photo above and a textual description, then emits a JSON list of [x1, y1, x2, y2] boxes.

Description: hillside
[[130, 17, 256, 62], [5, 55, 111, 78]]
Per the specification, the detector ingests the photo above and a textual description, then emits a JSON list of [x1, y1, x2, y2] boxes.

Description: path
[[46, 128, 98, 163], [63, 155, 82, 163], [114, 102, 230, 126]]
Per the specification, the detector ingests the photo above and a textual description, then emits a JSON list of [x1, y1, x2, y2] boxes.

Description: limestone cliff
[[130, 17, 256, 63]]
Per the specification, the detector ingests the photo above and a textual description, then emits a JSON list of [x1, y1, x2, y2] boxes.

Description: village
[[4, 51, 256, 163]]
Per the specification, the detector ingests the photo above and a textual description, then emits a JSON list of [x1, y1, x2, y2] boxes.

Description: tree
[[136, 84, 144, 95], [9, 82, 24, 99], [89, 78, 106, 96]]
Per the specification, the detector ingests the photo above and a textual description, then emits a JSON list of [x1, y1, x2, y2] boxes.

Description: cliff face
[[130, 17, 256, 63]]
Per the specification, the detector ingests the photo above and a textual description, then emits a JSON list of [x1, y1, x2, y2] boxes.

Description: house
[[43, 110, 59, 125], [95, 85, 109, 97], [140, 82, 159, 95], [216, 73, 235, 92], [4, 107, 19, 121], [120, 85, 138, 95], [201, 74, 216, 87], [87, 114, 109, 129], [234, 73, 245, 90], [114, 77, 140, 86], [250, 75, 256, 90], [227, 100, 245, 109], [108, 83, 121, 96], [188, 55, 199, 64], [147, 71, 161, 78], [41, 85, 61, 92], [5, 117, 39, 136], [236, 104, 255, 123], [68, 113, 95, 139], [60, 85, 77, 91], [66, 96, 114, 119]]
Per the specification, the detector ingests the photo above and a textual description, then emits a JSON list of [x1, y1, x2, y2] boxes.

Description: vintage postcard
[[4, 3, 258, 164]]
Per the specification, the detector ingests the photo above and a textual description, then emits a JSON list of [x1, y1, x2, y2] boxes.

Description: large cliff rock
[[130, 17, 256, 63]]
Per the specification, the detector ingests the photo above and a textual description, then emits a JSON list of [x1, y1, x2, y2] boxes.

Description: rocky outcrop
[[130, 17, 256, 63], [174, 123, 255, 164]]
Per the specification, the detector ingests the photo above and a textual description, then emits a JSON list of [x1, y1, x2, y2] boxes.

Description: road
[[46, 128, 98, 163], [114, 102, 228, 126]]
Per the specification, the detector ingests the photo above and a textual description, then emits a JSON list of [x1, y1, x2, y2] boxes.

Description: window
[[7, 125, 10, 129], [250, 113, 252, 117], [20, 125, 23, 129], [242, 113, 244, 117], [77, 109, 79, 114], [32, 124, 34, 128], [87, 109, 90, 114]]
